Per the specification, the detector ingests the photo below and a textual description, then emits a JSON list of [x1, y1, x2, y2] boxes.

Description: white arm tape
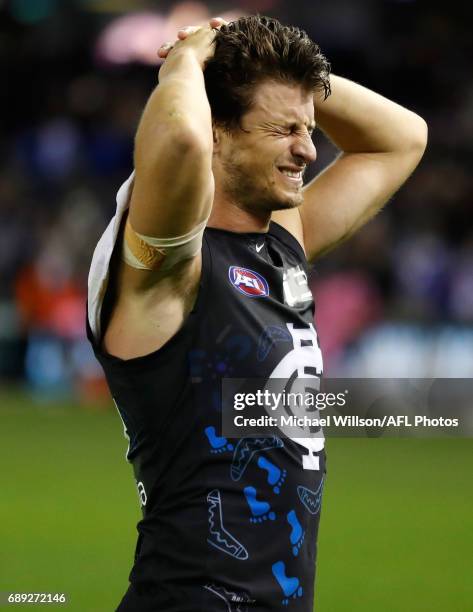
[[123, 217, 208, 272]]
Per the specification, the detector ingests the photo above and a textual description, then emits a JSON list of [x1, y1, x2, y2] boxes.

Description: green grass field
[[1, 389, 472, 611]]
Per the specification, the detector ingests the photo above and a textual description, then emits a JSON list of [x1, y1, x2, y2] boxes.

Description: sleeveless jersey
[[87, 220, 325, 612]]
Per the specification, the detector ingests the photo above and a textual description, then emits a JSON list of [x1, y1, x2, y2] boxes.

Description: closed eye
[[263, 122, 315, 137], [292, 124, 316, 137]]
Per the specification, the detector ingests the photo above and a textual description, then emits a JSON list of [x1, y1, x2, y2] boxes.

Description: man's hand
[[158, 17, 227, 67]]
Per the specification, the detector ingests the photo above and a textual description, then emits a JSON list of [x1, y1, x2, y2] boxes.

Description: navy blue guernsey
[[87, 222, 326, 612]]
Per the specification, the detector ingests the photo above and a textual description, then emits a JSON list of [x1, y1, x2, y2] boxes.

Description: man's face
[[215, 80, 317, 213]]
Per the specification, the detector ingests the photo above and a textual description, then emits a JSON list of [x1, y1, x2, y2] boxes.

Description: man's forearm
[[314, 74, 427, 154], [135, 48, 213, 165]]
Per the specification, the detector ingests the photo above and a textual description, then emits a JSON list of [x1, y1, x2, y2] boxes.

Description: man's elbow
[[166, 119, 213, 156], [407, 115, 428, 156], [135, 119, 212, 169]]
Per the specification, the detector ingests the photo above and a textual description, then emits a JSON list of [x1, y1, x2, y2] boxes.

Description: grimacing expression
[[216, 80, 317, 213]]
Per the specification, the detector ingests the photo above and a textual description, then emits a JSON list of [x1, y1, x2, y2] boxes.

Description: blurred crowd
[[1, 0, 472, 400]]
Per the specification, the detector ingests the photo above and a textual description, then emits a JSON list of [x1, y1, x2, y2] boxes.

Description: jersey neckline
[[205, 221, 306, 262]]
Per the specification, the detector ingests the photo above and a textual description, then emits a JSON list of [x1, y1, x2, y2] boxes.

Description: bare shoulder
[[103, 253, 202, 360], [271, 209, 306, 255]]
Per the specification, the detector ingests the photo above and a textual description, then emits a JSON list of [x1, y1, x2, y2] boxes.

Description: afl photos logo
[[229, 266, 269, 298]]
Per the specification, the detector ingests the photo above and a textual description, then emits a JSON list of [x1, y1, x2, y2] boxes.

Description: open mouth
[[277, 166, 304, 185]]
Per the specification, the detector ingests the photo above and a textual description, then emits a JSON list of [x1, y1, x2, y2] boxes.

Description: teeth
[[281, 169, 301, 178]]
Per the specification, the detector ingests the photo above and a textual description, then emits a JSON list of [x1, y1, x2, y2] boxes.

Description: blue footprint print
[[244, 486, 276, 523], [205, 426, 234, 454], [257, 456, 287, 494], [287, 510, 305, 557], [271, 561, 303, 605], [207, 489, 248, 560], [231, 436, 284, 481]]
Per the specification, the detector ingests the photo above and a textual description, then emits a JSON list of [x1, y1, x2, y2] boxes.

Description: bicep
[[116, 123, 213, 295], [300, 147, 425, 261], [130, 120, 214, 239]]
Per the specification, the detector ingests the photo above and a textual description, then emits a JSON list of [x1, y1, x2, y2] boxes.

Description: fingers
[[177, 25, 200, 40], [175, 16, 227, 40], [158, 17, 227, 60], [176, 16, 225, 40], [157, 42, 173, 59], [209, 16, 227, 28], [158, 25, 201, 59]]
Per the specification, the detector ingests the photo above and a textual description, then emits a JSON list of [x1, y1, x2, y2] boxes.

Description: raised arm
[[102, 20, 223, 359], [300, 74, 428, 261], [130, 23, 218, 239]]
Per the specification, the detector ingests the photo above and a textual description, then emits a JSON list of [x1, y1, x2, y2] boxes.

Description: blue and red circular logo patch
[[228, 266, 269, 298]]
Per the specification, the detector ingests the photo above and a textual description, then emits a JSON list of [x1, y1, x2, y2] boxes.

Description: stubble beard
[[222, 157, 303, 214]]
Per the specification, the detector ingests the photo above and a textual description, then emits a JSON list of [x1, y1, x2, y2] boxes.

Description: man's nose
[[291, 134, 317, 164]]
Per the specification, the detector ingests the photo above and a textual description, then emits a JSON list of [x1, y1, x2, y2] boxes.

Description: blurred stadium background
[[1, 0, 472, 610]]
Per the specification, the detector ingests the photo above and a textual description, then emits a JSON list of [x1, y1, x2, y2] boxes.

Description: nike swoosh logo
[[256, 243, 264, 253]]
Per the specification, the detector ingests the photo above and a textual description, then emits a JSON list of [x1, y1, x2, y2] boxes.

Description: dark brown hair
[[204, 15, 331, 130]]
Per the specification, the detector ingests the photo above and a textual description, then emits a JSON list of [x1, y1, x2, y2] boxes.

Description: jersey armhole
[[268, 221, 308, 266], [86, 236, 212, 369]]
